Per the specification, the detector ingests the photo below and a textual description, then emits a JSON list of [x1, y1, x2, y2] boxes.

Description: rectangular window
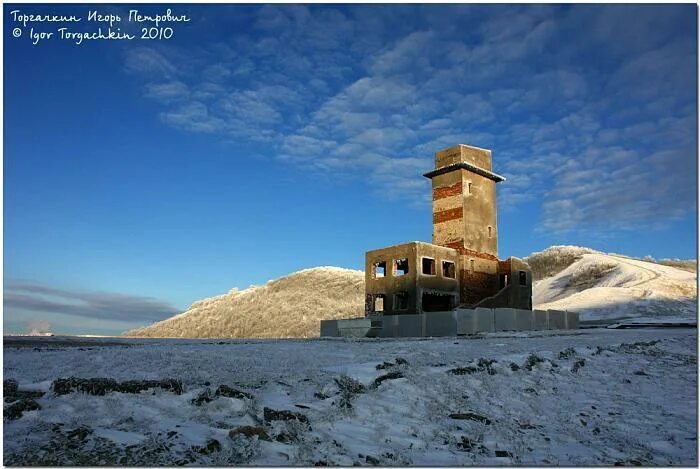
[[442, 260, 456, 278], [470, 259, 475, 271], [422, 257, 436, 275], [373, 261, 386, 278], [394, 292, 409, 311], [374, 295, 385, 312], [499, 274, 509, 289], [488, 226, 492, 238], [467, 182, 472, 194], [519, 271, 527, 286], [394, 258, 409, 276]]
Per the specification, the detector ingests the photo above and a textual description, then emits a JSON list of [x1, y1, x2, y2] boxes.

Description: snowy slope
[[125, 267, 365, 339], [529, 247, 697, 323], [3, 330, 697, 466]]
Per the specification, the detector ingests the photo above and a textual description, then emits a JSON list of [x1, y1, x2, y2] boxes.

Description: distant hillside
[[126, 247, 696, 338], [125, 267, 364, 339], [526, 246, 697, 323]]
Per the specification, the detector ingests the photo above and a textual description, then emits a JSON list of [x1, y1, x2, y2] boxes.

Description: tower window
[[394, 258, 409, 276], [467, 182, 472, 194], [442, 261, 456, 278], [499, 274, 509, 289], [394, 292, 409, 311], [519, 271, 527, 286], [488, 226, 492, 238], [470, 259, 475, 271], [373, 261, 387, 278], [422, 257, 436, 275]]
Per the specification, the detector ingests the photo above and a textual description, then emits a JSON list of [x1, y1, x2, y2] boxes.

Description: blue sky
[[4, 3, 697, 335]]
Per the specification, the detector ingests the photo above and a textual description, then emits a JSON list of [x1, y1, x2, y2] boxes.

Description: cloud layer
[[123, 4, 696, 233], [5, 281, 179, 323]]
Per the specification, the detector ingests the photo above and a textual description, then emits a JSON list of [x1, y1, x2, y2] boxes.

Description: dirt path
[[608, 255, 662, 288]]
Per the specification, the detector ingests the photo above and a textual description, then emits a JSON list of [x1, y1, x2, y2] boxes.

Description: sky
[[3, 3, 697, 335]]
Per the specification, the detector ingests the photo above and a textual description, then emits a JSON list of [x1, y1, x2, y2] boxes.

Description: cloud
[[120, 4, 696, 234], [4, 281, 179, 323]]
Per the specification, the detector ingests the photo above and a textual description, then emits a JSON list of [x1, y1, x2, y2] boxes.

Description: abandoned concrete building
[[321, 144, 578, 337], [365, 144, 532, 315]]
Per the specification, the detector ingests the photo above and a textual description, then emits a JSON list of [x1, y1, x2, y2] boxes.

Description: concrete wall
[[365, 241, 459, 315], [322, 308, 576, 337], [548, 310, 566, 330]]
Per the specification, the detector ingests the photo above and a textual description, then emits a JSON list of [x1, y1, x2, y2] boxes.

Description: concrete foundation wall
[[548, 310, 566, 330], [323, 308, 577, 337], [534, 310, 548, 330]]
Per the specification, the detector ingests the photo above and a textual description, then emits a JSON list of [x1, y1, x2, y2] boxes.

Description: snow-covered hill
[[126, 247, 696, 338], [527, 246, 697, 323], [125, 267, 365, 339]]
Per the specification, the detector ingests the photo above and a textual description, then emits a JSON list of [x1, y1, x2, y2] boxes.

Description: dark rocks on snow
[[191, 388, 214, 406], [571, 358, 586, 373], [51, 377, 183, 396], [4, 379, 18, 394], [194, 438, 221, 454], [449, 412, 492, 425], [371, 371, 404, 388], [263, 407, 309, 425], [4, 399, 41, 421], [215, 384, 253, 400], [228, 426, 271, 442], [448, 358, 497, 376], [495, 450, 513, 458]]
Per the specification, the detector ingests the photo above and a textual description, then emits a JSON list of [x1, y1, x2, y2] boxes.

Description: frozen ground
[[3, 329, 697, 466]]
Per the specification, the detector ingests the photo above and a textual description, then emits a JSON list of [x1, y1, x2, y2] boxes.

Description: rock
[[558, 347, 576, 359], [365, 455, 380, 465], [215, 385, 253, 400], [195, 438, 221, 454], [571, 358, 586, 373], [449, 412, 491, 425], [228, 426, 271, 442], [275, 432, 296, 444], [448, 366, 479, 375], [633, 370, 647, 376], [4, 379, 18, 394], [372, 371, 404, 388], [263, 407, 309, 425], [509, 362, 520, 371], [66, 427, 92, 441], [4, 399, 40, 421], [51, 377, 183, 396], [191, 388, 214, 406], [495, 450, 513, 458], [4, 387, 45, 403], [313, 392, 329, 400]]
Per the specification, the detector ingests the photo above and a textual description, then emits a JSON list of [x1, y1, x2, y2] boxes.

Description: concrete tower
[[424, 144, 507, 305], [423, 144, 505, 257]]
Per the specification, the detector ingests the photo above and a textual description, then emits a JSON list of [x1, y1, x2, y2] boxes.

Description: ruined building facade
[[365, 144, 532, 316]]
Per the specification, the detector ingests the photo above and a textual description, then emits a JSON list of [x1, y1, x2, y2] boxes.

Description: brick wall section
[[459, 269, 500, 306], [442, 241, 500, 261], [497, 259, 512, 273], [433, 207, 463, 224], [433, 181, 462, 200]]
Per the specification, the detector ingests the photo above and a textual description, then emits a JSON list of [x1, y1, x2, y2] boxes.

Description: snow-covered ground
[[3, 329, 697, 466], [534, 252, 697, 324]]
